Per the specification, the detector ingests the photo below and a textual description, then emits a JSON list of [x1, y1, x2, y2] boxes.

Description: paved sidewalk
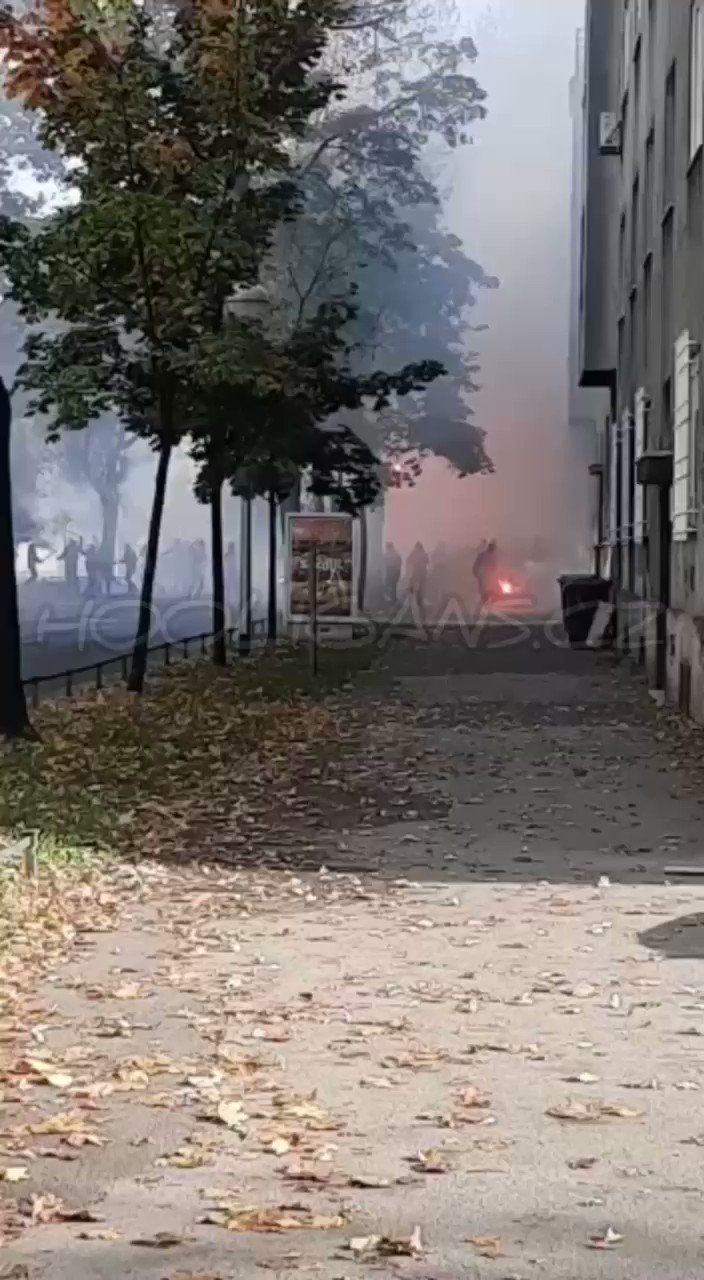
[[3, 634, 704, 1278]]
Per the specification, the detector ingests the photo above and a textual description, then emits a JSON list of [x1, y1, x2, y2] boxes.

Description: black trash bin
[[558, 575, 611, 647]]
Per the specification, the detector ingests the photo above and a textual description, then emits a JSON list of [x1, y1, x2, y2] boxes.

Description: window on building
[[664, 62, 676, 207], [634, 387, 647, 543], [629, 290, 638, 388], [633, 38, 642, 147], [691, 0, 704, 159], [644, 127, 654, 250], [673, 330, 700, 539], [663, 375, 673, 450], [643, 252, 653, 369], [648, 0, 657, 86], [619, 213, 627, 296], [622, 0, 633, 94], [631, 174, 640, 282], [661, 207, 674, 374], [618, 316, 627, 408]]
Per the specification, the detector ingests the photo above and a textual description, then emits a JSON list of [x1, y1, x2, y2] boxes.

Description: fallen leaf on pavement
[[205, 1207, 347, 1233], [568, 1157, 599, 1170], [348, 1225, 423, 1257], [215, 1101, 248, 1132], [34, 1147, 79, 1162], [284, 1166, 333, 1186], [408, 1150, 450, 1175], [56, 1207, 104, 1223], [588, 1227, 623, 1251], [460, 1086, 491, 1109], [347, 1175, 391, 1189], [131, 1232, 189, 1248], [27, 1112, 101, 1139], [467, 1235, 505, 1258], [78, 1229, 122, 1242], [268, 1137, 291, 1157], [547, 1101, 642, 1123], [156, 1149, 209, 1170], [13, 1059, 73, 1089], [112, 982, 143, 1000]]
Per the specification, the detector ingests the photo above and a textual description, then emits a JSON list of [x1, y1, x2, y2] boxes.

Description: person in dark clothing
[[224, 540, 237, 607], [189, 539, 207, 598], [58, 537, 83, 589], [84, 541, 102, 596], [473, 539, 498, 607], [121, 542, 138, 595], [27, 541, 48, 582], [406, 541, 429, 614], [384, 541, 402, 607]]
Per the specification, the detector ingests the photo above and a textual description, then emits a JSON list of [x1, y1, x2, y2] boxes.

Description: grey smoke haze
[[7, 0, 588, 607], [389, 0, 588, 567]]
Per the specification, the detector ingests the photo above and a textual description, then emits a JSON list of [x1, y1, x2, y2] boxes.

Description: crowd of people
[[21, 535, 230, 601], [382, 537, 545, 617]]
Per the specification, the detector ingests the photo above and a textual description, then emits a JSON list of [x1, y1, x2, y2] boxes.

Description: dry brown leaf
[[113, 982, 143, 1000], [215, 1100, 248, 1132], [348, 1225, 423, 1257], [131, 1232, 188, 1248], [460, 1086, 491, 1109], [13, 1059, 73, 1089], [467, 1235, 505, 1258], [588, 1227, 623, 1251], [216, 1207, 347, 1233], [156, 1149, 209, 1170], [284, 1166, 333, 1185], [78, 1229, 122, 1242], [347, 1175, 391, 1189], [34, 1147, 79, 1162], [268, 1137, 291, 1157], [28, 1111, 99, 1138], [600, 1103, 642, 1119], [548, 1099, 642, 1123], [408, 1149, 450, 1175], [30, 1194, 65, 1224], [63, 1131, 105, 1149]]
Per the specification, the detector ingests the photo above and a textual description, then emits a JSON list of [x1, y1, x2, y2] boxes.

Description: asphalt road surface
[[20, 597, 229, 689]]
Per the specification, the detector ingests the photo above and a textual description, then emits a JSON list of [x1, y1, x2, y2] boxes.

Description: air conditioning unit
[[599, 112, 621, 156]]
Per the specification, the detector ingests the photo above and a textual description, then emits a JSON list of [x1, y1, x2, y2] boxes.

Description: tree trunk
[[357, 507, 368, 613], [267, 490, 277, 644], [128, 440, 171, 694], [210, 477, 227, 667], [99, 489, 119, 591], [0, 378, 33, 738]]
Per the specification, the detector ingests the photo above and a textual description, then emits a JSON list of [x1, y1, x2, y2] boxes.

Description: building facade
[[568, 25, 611, 560], [576, 0, 704, 719]]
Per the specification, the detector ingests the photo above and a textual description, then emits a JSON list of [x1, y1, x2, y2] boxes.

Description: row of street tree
[[0, 0, 497, 738]]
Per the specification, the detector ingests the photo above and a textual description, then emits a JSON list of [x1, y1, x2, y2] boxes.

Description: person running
[[406, 541, 429, 614], [383, 541, 403, 608]]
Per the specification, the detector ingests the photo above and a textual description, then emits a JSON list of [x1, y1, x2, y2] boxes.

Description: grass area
[[0, 643, 378, 870]]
